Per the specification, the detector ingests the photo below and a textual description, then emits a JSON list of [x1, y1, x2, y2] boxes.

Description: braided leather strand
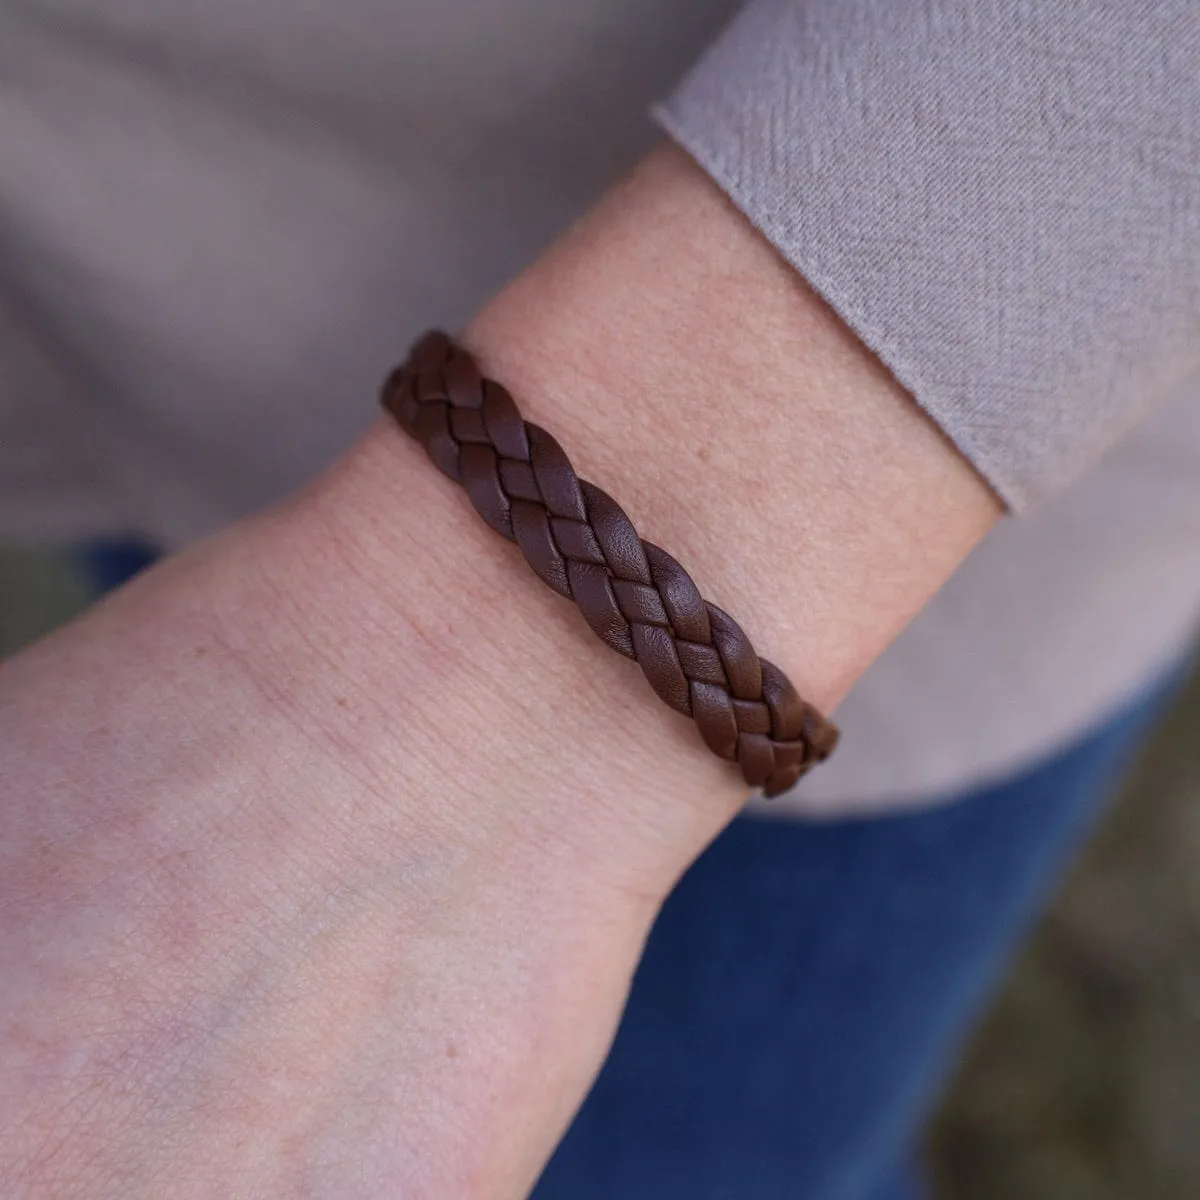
[[380, 331, 839, 797]]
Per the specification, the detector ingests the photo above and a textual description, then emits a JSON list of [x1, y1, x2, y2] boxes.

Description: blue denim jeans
[[532, 665, 1187, 1200], [79, 540, 1185, 1200]]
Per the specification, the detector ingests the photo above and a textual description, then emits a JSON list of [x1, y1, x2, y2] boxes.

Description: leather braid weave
[[380, 331, 839, 797]]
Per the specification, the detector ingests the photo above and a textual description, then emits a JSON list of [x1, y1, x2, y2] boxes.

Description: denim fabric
[[73, 537, 159, 595], [533, 663, 1188, 1200]]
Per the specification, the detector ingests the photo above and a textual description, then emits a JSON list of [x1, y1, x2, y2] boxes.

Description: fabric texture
[[534, 658, 1189, 1200], [2, 0, 1199, 811], [657, 0, 1200, 512]]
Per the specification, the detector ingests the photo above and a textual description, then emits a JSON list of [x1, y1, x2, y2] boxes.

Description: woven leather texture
[[381, 331, 838, 797]]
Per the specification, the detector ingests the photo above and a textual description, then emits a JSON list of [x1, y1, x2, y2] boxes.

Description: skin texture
[[0, 144, 999, 1198]]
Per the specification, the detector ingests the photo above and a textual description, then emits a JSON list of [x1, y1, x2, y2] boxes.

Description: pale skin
[[0, 145, 999, 1197]]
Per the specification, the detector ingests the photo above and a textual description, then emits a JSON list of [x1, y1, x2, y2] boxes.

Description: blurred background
[[4, 542, 1198, 1199]]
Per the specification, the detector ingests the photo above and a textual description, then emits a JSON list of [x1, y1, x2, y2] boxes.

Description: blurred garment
[[536, 659, 1191, 1199], [1, 1, 1198, 813]]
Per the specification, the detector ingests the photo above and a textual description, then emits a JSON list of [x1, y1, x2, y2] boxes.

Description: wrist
[[256, 139, 998, 893], [0, 494, 670, 1197], [262, 415, 749, 897]]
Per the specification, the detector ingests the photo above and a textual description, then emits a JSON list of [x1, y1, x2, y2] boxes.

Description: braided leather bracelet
[[380, 331, 839, 797]]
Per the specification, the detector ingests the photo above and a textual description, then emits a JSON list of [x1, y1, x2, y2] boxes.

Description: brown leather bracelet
[[380, 331, 839, 797]]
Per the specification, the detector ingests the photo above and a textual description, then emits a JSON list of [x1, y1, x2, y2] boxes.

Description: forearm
[[0, 144, 997, 1197], [324, 140, 994, 840], [337, 141, 996, 849]]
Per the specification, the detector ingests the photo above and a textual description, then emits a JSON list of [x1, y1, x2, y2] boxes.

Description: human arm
[[0, 143, 996, 1197]]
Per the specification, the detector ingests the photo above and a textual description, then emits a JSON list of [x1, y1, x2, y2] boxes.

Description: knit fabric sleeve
[[655, 0, 1200, 510]]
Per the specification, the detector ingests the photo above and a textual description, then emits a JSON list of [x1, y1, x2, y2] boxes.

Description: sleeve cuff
[[654, 0, 1200, 511]]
